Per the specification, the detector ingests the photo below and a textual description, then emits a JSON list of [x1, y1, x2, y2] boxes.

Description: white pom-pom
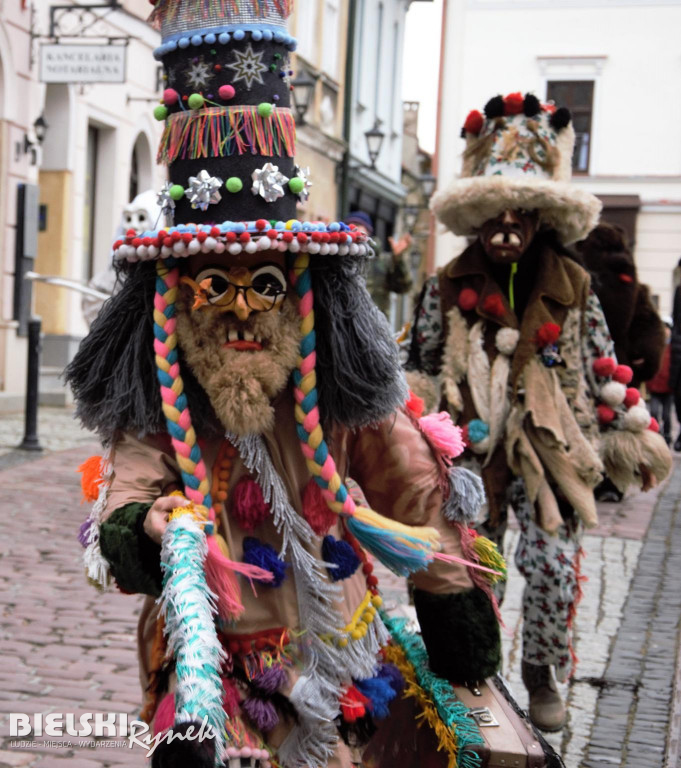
[[350, 243, 359, 255], [204, 236, 217, 251], [161, 245, 172, 257], [289, 240, 300, 253], [622, 405, 650, 432], [339, 245, 349, 256], [258, 236, 272, 251], [173, 241, 187, 255], [187, 239, 201, 255], [245, 240, 258, 253], [600, 381, 627, 407], [148, 245, 159, 259], [358, 244, 367, 256], [228, 242, 242, 255], [214, 241, 225, 254], [308, 242, 320, 254], [495, 328, 520, 356], [319, 243, 330, 255], [328, 244, 338, 255], [136, 245, 148, 259]]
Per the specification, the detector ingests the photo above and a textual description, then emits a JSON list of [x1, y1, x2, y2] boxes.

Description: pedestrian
[[406, 91, 671, 732], [647, 317, 674, 445], [64, 4, 503, 766], [573, 222, 665, 388], [670, 258, 681, 450]]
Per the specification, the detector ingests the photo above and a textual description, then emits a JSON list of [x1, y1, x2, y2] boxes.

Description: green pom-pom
[[188, 93, 204, 110], [169, 184, 185, 201], [153, 105, 168, 121], [257, 102, 274, 118], [288, 177, 304, 194], [226, 177, 243, 193]]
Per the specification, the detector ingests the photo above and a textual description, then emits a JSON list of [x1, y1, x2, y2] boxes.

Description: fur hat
[[431, 92, 602, 245]]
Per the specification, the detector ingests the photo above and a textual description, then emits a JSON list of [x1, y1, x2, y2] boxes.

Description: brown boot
[[521, 660, 566, 732]]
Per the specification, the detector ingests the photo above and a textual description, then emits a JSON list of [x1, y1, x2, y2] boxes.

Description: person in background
[[670, 258, 681, 451], [345, 211, 412, 316], [648, 317, 675, 445]]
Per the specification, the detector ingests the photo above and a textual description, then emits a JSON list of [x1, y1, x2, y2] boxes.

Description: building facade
[[0, 0, 164, 405], [433, 0, 681, 314]]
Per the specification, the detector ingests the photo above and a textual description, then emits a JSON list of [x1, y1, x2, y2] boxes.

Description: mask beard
[[176, 297, 301, 436]]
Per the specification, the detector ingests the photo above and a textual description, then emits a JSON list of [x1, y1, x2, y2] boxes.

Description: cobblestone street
[[0, 408, 679, 767]]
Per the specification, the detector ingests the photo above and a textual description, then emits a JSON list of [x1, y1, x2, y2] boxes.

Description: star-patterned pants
[[511, 483, 583, 682]]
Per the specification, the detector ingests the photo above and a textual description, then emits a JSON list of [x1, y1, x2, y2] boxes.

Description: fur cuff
[[413, 587, 501, 684], [600, 428, 672, 492]]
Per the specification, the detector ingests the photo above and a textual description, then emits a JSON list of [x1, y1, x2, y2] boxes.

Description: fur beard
[[176, 298, 301, 436]]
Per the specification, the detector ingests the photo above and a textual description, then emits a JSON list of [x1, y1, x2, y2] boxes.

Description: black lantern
[[34, 115, 49, 144], [291, 72, 317, 126], [419, 173, 436, 198], [364, 120, 385, 168]]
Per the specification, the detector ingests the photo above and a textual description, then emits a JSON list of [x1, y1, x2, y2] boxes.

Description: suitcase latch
[[466, 707, 500, 727]]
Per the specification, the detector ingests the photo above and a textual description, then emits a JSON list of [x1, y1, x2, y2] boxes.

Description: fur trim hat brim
[[431, 175, 602, 245]]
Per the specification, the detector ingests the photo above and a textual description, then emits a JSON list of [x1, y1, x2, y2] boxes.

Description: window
[[129, 142, 139, 202], [321, 0, 339, 79], [547, 80, 594, 174]]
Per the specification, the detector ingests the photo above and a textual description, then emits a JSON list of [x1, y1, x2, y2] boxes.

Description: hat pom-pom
[[463, 110, 484, 135], [495, 327, 520, 355], [600, 381, 627, 407], [523, 93, 541, 117], [550, 107, 572, 131], [484, 95, 505, 119], [622, 405, 651, 432]]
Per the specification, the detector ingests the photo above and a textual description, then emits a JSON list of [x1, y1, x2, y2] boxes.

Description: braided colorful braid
[[154, 259, 212, 507], [290, 253, 440, 577]]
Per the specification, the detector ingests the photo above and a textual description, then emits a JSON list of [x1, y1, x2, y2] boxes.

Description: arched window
[[129, 132, 153, 202]]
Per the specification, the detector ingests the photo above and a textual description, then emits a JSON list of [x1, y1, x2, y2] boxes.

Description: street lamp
[[291, 71, 317, 126], [419, 172, 436, 198], [33, 114, 49, 144], [365, 120, 385, 169]]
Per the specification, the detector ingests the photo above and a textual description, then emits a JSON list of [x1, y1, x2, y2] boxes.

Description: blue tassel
[[322, 535, 361, 582], [242, 537, 288, 587], [378, 663, 405, 695], [355, 675, 398, 720], [345, 517, 432, 578]]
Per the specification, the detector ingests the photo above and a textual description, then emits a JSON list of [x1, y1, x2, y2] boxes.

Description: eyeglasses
[[188, 263, 287, 312]]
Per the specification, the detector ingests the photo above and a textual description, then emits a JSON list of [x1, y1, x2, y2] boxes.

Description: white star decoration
[[186, 59, 212, 90], [227, 43, 268, 90], [251, 163, 289, 203], [294, 165, 312, 203], [185, 170, 223, 211]]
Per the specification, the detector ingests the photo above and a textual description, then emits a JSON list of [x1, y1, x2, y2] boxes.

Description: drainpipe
[[339, 0, 357, 220]]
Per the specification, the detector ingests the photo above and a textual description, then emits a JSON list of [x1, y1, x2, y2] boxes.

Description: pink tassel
[[153, 692, 175, 735], [432, 551, 504, 578], [204, 536, 274, 621], [419, 412, 465, 460]]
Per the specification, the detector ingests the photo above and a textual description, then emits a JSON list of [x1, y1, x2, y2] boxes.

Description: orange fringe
[[78, 455, 103, 503]]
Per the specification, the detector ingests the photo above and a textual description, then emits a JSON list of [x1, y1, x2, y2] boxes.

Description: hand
[[639, 464, 657, 492], [388, 233, 413, 259], [143, 496, 190, 545]]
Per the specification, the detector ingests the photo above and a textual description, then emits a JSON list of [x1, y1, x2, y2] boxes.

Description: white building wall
[[434, 0, 681, 315]]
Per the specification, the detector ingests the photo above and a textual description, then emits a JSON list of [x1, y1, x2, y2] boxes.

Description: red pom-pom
[[613, 365, 633, 384], [482, 294, 505, 317], [536, 322, 561, 347], [593, 357, 617, 378], [542, 102, 557, 114], [504, 92, 524, 115], [648, 417, 660, 433], [597, 404, 616, 425], [231, 476, 269, 532], [405, 390, 425, 419], [302, 478, 336, 536], [463, 110, 484, 135], [340, 686, 370, 723], [255, 219, 268, 231], [458, 288, 479, 311], [624, 387, 640, 408]]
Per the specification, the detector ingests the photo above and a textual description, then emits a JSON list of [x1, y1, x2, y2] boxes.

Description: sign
[[40, 43, 126, 83]]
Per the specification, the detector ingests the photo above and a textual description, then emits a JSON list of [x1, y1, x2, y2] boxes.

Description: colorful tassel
[[242, 695, 279, 732], [377, 663, 405, 695], [157, 107, 296, 164], [354, 674, 397, 719], [340, 685, 370, 723], [471, 531, 507, 584], [242, 537, 288, 587], [419, 412, 466, 460], [231, 476, 270, 531], [252, 664, 287, 695], [322, 535, 361, 582], [78, 455, 104, 503]]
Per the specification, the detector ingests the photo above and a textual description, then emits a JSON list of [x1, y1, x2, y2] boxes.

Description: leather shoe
[[521, 660, 566, 732]]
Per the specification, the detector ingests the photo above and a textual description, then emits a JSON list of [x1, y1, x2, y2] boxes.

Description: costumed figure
[[66, 5, 507, 768], [406, 92, 672, 732]]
